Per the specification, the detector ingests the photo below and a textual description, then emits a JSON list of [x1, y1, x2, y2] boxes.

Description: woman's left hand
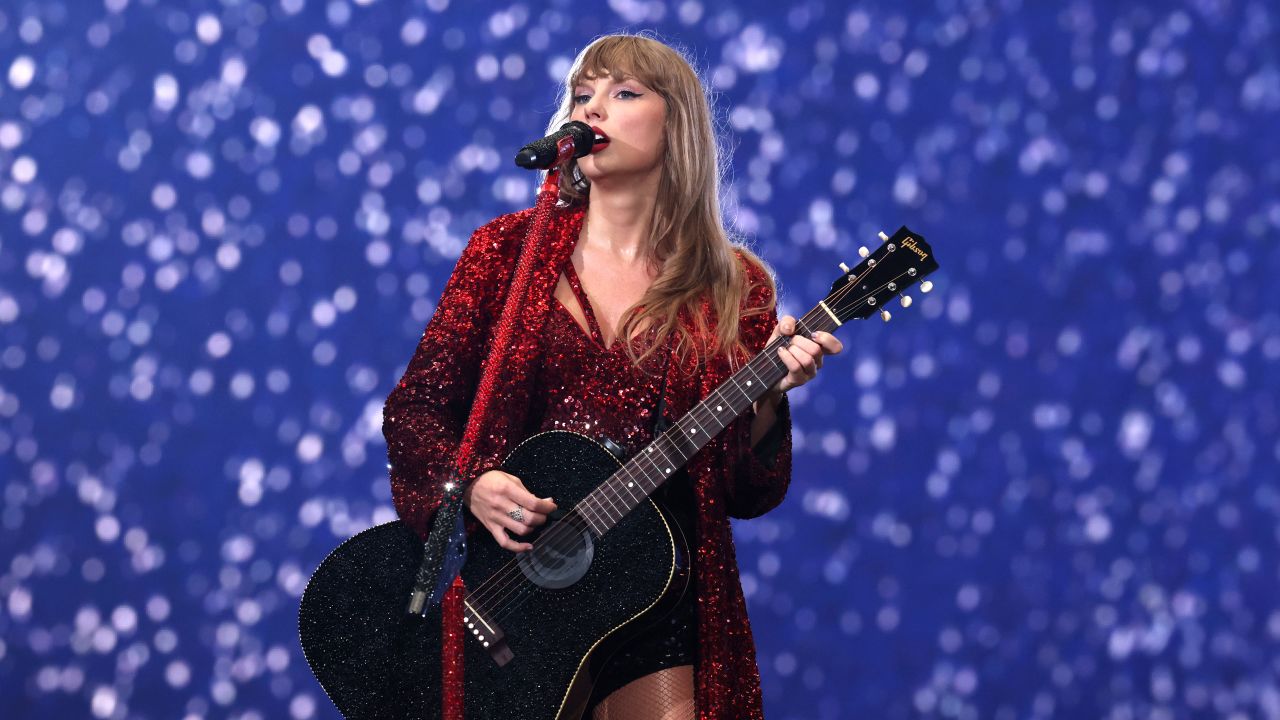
[[768, 315, 844, 394]]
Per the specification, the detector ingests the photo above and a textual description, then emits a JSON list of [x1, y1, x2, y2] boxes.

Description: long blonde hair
[[546, 34, 776, 369]]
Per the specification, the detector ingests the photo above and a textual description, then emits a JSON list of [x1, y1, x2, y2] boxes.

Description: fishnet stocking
[[591, 665, 695, 720]]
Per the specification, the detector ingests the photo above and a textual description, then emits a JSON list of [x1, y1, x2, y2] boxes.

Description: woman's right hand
[[463, 470, 558, 552]]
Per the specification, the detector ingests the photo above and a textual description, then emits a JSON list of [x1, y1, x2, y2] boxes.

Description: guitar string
[[464, 339, 793, 621], [463, 310, 819, 614], [464, 265, 918, 623], [465, 265, 917, 623], [529, 257, 913, 561], [482, 369, 772, 625], [533, 254, 895, 542], [463, 265, 922, 624], [462, 290, 837, 612], [473, 330, 801, 627]]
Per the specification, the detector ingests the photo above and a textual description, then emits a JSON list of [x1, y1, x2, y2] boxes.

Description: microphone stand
[[411, 168, 566, 720]]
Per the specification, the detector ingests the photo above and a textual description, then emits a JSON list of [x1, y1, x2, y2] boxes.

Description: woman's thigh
[[591, 665, 695, 720]]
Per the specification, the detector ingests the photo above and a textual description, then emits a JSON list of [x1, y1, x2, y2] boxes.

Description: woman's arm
[[383, 216, 523, 537], [724, 253, 794, 519], [748, 313, 841, 444]]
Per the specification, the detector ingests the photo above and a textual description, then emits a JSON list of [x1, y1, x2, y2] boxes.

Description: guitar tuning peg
[[880, 309, 892, 322], [899, 295, 912, 308], [877, 231, 889, 241], [839, 262, 851, 273], [858, 246, 870, 258], [920, 280, 934, 293]]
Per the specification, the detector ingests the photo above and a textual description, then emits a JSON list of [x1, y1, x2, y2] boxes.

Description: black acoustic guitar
[[299, 227, 939, 719]]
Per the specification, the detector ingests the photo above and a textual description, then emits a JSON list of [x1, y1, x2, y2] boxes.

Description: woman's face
[[569, 72, 666, 186]]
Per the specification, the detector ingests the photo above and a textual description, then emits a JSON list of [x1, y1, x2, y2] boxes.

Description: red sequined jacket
[[383, 203, 792, 719]]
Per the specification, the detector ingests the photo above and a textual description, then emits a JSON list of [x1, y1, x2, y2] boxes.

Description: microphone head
[[559, 120, 595, 156], [513, 120, 598, 169]]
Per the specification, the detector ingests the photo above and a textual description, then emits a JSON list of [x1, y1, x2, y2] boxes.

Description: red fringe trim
[[442, 577, 465, 719]]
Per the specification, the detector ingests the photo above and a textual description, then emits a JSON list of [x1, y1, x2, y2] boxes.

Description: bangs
[[569, 36, 668, 92]]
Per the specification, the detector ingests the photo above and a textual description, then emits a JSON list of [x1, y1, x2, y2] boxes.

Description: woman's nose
[[582, 96, 605, 121]]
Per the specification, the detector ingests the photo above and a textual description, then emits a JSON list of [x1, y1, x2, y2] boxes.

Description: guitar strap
[[652, 342, 673, 438]]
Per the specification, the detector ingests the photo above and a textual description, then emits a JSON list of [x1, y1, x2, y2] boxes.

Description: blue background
[[3, 1, 1279, 718]]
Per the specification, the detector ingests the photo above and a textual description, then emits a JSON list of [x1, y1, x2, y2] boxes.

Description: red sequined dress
[[384, 203, 792, 719]]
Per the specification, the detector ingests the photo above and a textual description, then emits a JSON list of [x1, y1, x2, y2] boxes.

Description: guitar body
[[299, 431, 693, 719]]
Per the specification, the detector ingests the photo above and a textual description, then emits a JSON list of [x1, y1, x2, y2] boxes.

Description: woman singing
[[384, 34, 843, 719]]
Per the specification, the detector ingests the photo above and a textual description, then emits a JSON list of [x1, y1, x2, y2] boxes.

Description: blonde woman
[[385, 34, 842, 719]]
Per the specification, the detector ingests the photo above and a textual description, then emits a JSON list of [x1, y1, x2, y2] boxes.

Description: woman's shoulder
[[462, 203, 582, 262], [730, 245, 778, 306], [475, 207, 538, 237], [453, 207, 545, 272], [465, 208, 537, 257]]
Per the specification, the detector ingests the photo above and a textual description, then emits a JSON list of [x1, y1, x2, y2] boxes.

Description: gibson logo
[[902, 236, 928, 260]]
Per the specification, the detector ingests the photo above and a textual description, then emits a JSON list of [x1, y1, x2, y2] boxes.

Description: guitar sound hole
[[516, 520, 594, 590]]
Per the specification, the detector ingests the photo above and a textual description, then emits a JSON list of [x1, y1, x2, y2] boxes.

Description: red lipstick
[[590, 126, 610, 153]]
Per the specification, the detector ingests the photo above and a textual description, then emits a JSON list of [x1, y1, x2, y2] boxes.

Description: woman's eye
[[572, 94, 591, 105], [616, 90, 641, 99]]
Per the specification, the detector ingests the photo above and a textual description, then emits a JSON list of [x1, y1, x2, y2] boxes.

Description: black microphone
[[513, 120, 596, 170]]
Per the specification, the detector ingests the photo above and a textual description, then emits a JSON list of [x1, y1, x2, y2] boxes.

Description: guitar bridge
[[463, 598, 514, 666]]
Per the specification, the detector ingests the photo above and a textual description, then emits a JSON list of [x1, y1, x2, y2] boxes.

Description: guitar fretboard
[[568, 308, 839, 536]]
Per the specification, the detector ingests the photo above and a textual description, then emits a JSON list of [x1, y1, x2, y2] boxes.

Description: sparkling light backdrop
[[2, 1, 1278, 718]]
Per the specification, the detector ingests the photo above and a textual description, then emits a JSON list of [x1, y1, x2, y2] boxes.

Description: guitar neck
[[570, 307, 839, 536], [562, 224, 940, 537]]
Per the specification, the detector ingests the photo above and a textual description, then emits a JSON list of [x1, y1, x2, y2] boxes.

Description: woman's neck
[[582, 176, 660, 266]]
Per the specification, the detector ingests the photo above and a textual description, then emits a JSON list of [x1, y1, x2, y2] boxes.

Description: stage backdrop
[[2, 1, 1278, 718]]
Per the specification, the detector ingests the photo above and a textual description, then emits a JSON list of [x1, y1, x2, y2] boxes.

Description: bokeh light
[[2, 2, 1278, 719]]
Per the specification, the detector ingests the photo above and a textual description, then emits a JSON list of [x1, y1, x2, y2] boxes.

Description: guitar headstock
[[824, 226, 939, 323]]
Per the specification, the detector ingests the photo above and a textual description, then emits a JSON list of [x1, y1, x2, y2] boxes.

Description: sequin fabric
[[383, 203, 793, 719], [530, 258, 670, 451]]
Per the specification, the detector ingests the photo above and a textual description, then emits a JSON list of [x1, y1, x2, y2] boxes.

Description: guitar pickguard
[[515, 520, 595, 590]]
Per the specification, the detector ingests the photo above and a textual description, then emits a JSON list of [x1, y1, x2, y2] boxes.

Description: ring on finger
[[507, 505, 525, 523]]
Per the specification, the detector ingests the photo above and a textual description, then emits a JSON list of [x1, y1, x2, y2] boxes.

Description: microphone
[[513, 121, 599, 170]]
